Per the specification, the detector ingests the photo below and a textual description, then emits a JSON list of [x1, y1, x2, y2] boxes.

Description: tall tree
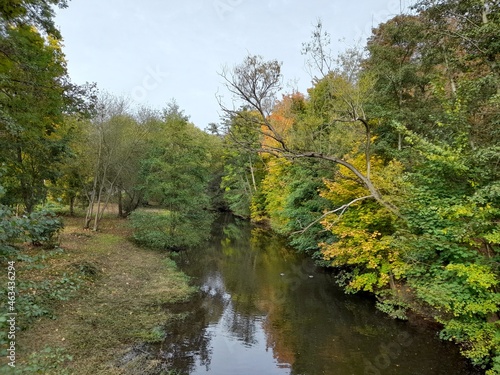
[[83, 95, 147, 230], [219, 54, 398, 216], [0, 0, 94, 212]]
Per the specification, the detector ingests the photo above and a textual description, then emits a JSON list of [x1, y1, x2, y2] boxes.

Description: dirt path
[[14, 216, 195, 374]]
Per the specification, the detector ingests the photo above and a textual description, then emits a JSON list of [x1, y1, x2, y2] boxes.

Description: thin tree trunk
[[357, 118, 371, 180], [118, 185, 123, 218], [244, 172, 253, 196], [249, 156, 257, 191], [69, 195, 75, 216], [93, 181, 104, 231], [85, 129, 103, 229], [481, 0, 488, 24], [92, 161, 109, 231], [17, 147, 33, 213]]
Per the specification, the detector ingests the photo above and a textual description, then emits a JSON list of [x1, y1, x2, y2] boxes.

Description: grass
[[5, 215, 196, 374]]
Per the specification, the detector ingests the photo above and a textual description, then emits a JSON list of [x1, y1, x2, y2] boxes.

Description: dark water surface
[[158, 216, 479, 375]]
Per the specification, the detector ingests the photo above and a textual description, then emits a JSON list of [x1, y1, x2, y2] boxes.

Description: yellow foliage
[[319, 154, 408, 292], [259, 158, 292, 231]]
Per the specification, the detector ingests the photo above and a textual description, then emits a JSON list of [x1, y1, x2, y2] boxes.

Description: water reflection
[[149, 216, 479, 375]]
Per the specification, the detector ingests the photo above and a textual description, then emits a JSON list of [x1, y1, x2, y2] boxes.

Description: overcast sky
[[54, 0, 414, 129]]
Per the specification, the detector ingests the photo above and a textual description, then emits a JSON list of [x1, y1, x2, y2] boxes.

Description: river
[[155, 215, 479, 375]]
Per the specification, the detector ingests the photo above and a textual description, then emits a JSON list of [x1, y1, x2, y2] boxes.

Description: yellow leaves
[[321, 224, 392, 269], [320, 154, 405, 206], [319, 152, 404, 293], [446, 263, 498, 289], [258, 158, 292, 230], [484, 230, 500, 245], [349, 273, 378, 292]]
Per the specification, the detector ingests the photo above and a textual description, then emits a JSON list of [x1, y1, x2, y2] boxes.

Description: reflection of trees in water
[[127, 215, 477, 375], [154, 299, 213, 374], [223, 304, 259, 347]]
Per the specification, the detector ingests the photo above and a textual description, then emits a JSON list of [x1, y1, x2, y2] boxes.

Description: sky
[[54, 0, 414, 129]]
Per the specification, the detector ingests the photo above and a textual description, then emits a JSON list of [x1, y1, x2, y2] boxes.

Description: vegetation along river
[[149, 215, 480, 375]]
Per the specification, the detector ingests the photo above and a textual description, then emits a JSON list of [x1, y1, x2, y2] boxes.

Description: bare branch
[[293, 195, 374, 235]]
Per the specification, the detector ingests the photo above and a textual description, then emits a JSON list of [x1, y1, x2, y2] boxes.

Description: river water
[[157, 215, 479, 375]]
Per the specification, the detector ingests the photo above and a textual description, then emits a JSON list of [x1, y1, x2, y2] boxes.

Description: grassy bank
[[3, 216, 196, 374]]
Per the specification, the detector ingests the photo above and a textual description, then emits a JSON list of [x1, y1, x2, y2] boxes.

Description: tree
[[365, 14, 437, 153], [218, 14, 500, 370], [219, 109, 266, 218], [139, 102, 213, 212], [0, 0, 94, 212], [219, 54, 398, 216], [132, 102, 219, 250], [0, 0, 68, 39], [83, 95, 147, 230]]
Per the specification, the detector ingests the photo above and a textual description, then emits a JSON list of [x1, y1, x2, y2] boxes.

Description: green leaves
[[130, 209, 212, 251], [0, 18, 88, 211], [139, 109, 214, 212], [0, 202, 63, 257], [414, 263, 500, 317]]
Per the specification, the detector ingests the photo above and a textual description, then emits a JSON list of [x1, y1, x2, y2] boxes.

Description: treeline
[[216, 1, 500, 373], [0, 1, 224, 251]]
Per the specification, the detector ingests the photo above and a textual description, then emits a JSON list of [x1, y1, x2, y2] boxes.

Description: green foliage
[[439, 319, 500, 370], [0, 202, 63, 258], [15, 347, 73, 375], [220, 110, 266, 218], [2, 272, 83, 327], [0, 0, 69, 39], [0, 250, 84, 356], [258, 158, 335, 257], [2, 0, 498, 371], [139, 104, 215, 213], [412, 263, 500, 317], [130, 103, 219, 250], [220, 3, 500, 370], [0, 21, 91, 212], [375, 298, 408, 320], [130, 210, 212, 251], [23, 209, 64, 247]]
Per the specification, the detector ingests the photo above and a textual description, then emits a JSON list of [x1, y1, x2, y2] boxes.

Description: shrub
[[0, 205, 63, 255], [23, 208, 63, 247], [130, 209, 212, 250]]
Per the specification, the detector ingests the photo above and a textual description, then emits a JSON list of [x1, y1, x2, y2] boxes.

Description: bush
[[23, 208, 63, 247], [0, 206, 63, 257], [130, 209, 212, 250]]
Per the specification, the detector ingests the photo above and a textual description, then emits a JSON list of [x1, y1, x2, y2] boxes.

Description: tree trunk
[[118, 185, 123, 218], [249, 156, 257, 191], [69, 195, 75, 216], [481, 0, 488, 24], [85, 130, 103, 229]]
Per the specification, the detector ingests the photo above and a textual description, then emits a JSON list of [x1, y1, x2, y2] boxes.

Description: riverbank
[[10, 216, 196, 374]]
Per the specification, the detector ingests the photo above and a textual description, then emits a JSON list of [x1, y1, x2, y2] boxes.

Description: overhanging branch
[[293, 195, 374, 235]]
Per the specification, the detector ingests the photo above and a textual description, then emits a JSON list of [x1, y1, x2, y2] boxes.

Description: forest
[[1, 0, 499, 373]]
